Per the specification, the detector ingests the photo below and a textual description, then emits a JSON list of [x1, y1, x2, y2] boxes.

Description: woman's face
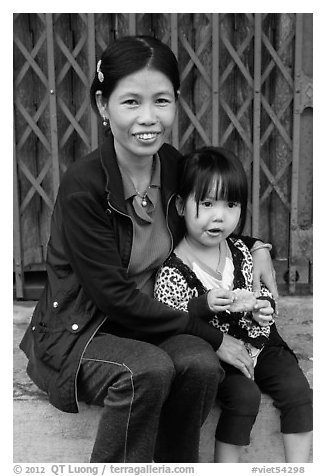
[[105, 68, 177, 164]]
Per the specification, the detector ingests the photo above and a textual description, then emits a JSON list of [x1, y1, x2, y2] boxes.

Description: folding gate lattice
[[13, 13, 313, 297]]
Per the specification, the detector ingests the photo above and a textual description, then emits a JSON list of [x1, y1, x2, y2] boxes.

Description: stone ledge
[[13, 389, 312, 463], [13, 297, 313, 463]]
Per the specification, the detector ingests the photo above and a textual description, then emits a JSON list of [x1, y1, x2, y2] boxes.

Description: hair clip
[[97, 60, 104, 83]]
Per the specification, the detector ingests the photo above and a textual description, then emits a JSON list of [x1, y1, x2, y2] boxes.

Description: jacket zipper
[[74, 199, 136, 410], [106, 199, 134, 273], [74, 197, 134, 410], [165, 193, 175, 257], [74, 315, 107, 411]]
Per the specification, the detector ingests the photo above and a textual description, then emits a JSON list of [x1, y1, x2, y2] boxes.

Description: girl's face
[[105, 68, 177, 163], [177, 188, 241, 250]]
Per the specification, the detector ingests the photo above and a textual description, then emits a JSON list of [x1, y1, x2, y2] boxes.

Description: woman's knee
[[161, 334, 222, 381], [185, 350, 223, 384], [133, 345, 176, 391]]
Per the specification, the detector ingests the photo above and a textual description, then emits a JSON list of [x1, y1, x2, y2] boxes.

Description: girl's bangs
[[194, 166, 243, 204]]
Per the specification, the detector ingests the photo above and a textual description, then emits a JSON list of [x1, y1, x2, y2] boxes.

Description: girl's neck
[[184, 236, 224, 271]]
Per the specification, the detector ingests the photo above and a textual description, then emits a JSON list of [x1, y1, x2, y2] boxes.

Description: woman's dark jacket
[[22, 135, 252, 413]]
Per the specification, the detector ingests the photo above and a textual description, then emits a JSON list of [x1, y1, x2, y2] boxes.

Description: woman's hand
[[252, 299, 274, 326], [207, 288, 234, 313], [251, 245, 279, 303], [216, 334, 254, 379]]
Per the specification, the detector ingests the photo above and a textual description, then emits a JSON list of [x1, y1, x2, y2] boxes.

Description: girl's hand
[[207, 288, 234, 313], [252, 299, 274, 326], [251, 245, 279, 310]]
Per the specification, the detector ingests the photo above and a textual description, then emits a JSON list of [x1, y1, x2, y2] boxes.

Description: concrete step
[[13, 371, 313, 463], [13, 393, 312, 463], [13, 297, 313, 463]]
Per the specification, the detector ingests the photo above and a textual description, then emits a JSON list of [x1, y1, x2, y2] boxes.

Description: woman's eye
[[202, 201, 212, 207], [123, 99, 138, 106], [228, 201, 239, 208], [156, 98, 171, 105]]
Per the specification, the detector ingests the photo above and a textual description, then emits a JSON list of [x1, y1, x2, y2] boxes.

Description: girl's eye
[[228, 201, 240, 208], [201, 201, 213, 207]]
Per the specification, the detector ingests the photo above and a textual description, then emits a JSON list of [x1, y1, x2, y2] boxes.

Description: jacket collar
[[99, 133, 126, 212], [99, 133, 180, 213]]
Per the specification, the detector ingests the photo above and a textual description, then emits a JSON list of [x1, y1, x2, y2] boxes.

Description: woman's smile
[[132, 131, 162, 144]]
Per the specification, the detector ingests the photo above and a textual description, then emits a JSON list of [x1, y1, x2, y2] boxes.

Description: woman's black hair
[[178, 146, 248, 235], [90, 35, 180, 116]]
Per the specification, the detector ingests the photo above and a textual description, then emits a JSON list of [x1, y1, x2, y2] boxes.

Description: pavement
[[13, 296, 313, 463]]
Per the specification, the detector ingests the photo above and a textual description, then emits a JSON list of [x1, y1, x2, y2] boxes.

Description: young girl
[[154, 146, 312, 462]]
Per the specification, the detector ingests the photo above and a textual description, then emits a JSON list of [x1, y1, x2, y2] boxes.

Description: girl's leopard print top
[[154, 237, 275, 349]]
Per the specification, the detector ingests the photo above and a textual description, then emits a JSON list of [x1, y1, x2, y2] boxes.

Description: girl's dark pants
[[215, 345, 313, 446], [77, 332, 222, 463]]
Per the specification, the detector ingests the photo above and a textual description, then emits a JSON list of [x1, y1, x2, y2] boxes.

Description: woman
[[20, 36, 278, 463]]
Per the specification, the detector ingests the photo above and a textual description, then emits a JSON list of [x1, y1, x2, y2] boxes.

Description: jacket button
[[71, 323, 79, 331], [53, 301, 59, 308]]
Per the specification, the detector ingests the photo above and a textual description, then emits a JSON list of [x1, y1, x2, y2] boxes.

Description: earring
[[102, 117, 109, 127]]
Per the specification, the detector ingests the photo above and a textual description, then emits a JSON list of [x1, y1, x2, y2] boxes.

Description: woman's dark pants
[[77, 333, 222, 463]]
